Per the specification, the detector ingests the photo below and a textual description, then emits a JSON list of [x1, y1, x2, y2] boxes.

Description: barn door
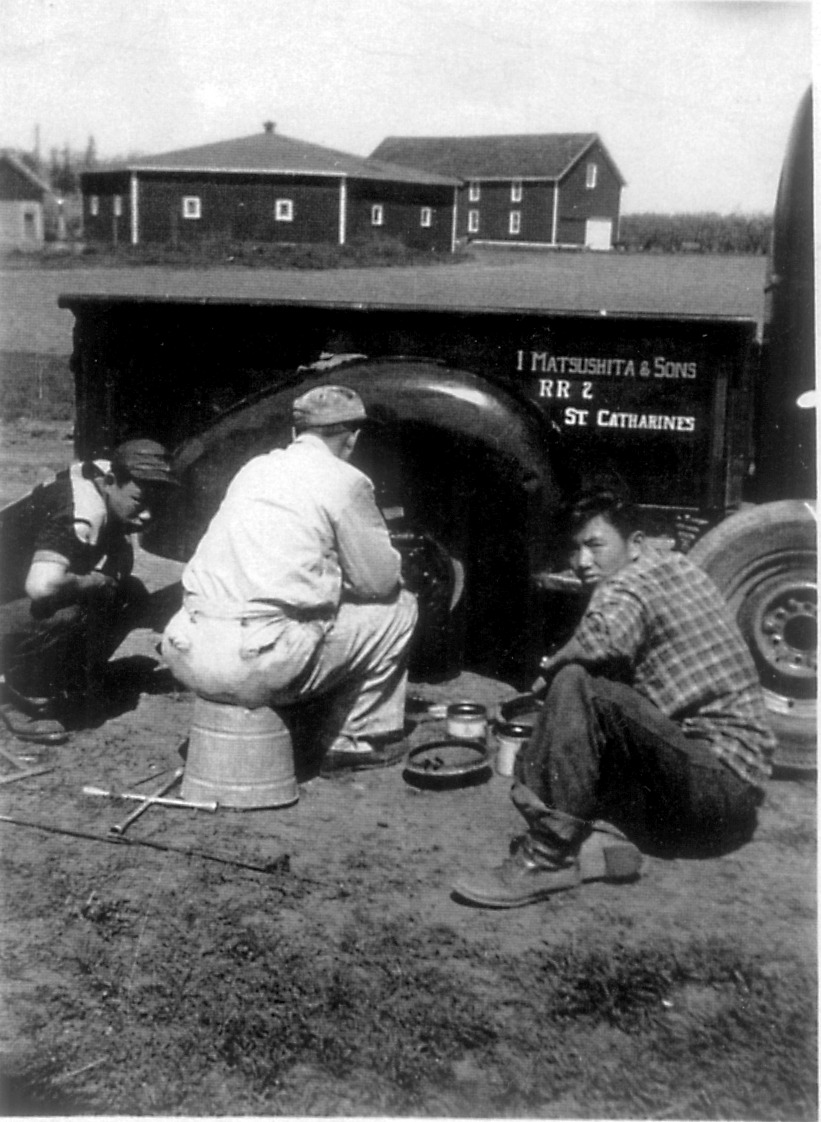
[[584, 219, 612, 250]]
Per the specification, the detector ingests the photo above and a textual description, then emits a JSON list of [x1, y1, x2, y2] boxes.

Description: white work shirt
[[182, 433, 402, 613]]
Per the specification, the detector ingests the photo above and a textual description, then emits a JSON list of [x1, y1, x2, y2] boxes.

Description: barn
[[371, 134, 625, 250], [80, 123, 458, 253], [0, 151, 54, 251]]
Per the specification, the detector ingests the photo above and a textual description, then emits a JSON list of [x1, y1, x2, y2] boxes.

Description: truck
[[23, 90, 819, 769]]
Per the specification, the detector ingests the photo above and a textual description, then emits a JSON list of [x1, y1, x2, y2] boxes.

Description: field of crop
[[0, 249, 767, 357]]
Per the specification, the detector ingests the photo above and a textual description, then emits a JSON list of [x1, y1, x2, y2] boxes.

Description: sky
[[1, 0, 813, 213]]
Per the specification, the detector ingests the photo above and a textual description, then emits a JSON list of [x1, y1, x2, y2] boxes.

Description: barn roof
[[114, 129, 458, 186], [0, 150, 55, 197], [370, 133, 626, 184]]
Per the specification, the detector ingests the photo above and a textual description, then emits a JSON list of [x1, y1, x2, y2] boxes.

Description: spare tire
[[689, 500, 817, 773]]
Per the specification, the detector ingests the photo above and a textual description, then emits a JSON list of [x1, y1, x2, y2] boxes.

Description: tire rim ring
[[748, 577, 817, 684]]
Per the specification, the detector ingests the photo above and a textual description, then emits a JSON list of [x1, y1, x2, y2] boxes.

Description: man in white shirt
[[162, 385, 418, 776]]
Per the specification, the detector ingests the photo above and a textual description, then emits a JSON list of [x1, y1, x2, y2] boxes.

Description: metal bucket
[[182, 697, 298, 809]]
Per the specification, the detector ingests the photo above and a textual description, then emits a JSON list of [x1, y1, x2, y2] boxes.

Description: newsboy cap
[[292, 385, 367, 427], [110, 439, 178, 485]]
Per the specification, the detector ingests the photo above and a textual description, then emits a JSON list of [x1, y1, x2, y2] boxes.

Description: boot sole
[[452, 844, 643, 908], [0, 704, 69, 745]]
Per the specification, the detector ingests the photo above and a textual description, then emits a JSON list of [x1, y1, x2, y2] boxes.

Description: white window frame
[[420, 207, 432, 228], [585, 162, 598, 190], [182, 196, 202, 219], [89, 196, 99, 217], [275, 198, 293, 222], [467, 209, 479, 234], [509, 210, 521, 235], [371, 204, 384, 227], [113, 195, 123, 217], [511, 180, 523, 203], [468, 181, 481, 202]]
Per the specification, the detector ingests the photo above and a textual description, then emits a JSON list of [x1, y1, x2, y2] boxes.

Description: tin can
[[446, 701, 488, 742], [495, 722, 532, 777]]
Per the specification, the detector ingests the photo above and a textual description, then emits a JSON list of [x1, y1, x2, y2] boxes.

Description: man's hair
[[562, 488, 642, 539], [293, 419, 361, 438]]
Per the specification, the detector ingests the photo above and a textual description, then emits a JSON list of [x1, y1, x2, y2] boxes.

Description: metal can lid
[[495, 722, 532, 738], [447, 701, 487, 717]]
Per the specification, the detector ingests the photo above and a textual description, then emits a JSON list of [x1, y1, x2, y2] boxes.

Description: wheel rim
[[741, 572, 817, 696]]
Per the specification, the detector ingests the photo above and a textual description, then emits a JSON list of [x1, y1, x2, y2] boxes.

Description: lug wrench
[[107, 767, 185, 836]]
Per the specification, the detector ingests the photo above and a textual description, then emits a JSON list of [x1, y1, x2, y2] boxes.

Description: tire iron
[[94, 767, 193, 835]]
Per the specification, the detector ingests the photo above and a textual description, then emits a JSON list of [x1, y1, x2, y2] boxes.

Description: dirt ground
[[0, 423, 816, 1117]]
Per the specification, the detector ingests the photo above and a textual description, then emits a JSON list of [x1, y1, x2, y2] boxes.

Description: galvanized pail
[[182, 697, 298, 809]]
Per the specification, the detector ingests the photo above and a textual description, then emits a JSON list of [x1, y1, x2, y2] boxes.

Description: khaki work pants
[[162, 590, 418, 745]]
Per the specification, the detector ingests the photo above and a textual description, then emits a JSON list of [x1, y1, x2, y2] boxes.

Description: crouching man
[[454, 489, 775, 908], [162, 385, 418, 777], [0, 440, 179, 744]]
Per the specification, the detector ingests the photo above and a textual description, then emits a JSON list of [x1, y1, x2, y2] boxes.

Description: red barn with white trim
[[81, 123, 458, 253], [371, 133, 625, 249]]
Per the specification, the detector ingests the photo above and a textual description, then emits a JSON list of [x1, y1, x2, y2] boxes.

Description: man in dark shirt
[[453, 489, 775, 908], [0, 440, 178, 744]]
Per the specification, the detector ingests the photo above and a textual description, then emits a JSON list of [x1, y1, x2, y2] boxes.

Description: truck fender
[[145, 360, 561, 680], [689, 500, 817, 773], [152, 359, 558, 560]]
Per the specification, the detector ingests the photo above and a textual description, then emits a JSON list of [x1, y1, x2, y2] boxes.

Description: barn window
[[509, 210, 521, 235], [89, 196, 99, 217], [511, 180, 523, 202], [468, 181, 481, 202], [467, 209, 479, 234], [371, 204, 384, 226], [585, 162, 598, 189], [182, 196, 202, 219], [113, 195, 123, 217], [275, 199, 293, 222], [420, 207, 432, 228]]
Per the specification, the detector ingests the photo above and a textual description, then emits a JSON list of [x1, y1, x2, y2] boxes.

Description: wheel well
[[145, 360, 559, 682]]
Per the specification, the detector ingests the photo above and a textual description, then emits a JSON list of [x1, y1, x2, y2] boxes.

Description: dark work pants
[[0, 577, 148, 700], [512, 664, 764, 860]]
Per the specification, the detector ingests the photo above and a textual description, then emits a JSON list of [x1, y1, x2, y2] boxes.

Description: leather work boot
[[0, 682, 69, 745], [319, 732, 408, 777], [452, 833, 642, 908]]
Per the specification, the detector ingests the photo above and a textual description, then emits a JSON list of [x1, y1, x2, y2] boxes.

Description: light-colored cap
[[292, 385, 367, 427]]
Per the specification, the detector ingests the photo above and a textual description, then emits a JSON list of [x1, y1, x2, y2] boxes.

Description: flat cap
[[292, 385, 367, 427], [110, 439, 178, 485]]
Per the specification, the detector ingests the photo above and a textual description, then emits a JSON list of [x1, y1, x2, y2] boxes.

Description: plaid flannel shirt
[[573, 547, 775, 788]]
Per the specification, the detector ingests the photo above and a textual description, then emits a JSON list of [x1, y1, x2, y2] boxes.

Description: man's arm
[[530, 586, 645, 693], [528, 634, 603, 694], [334, 478, 403, 601], [25, 552, 117, 608]]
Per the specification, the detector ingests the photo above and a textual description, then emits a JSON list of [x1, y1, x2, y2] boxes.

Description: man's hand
[[82, 571, 120, 595], [528, 674, 549, 696]]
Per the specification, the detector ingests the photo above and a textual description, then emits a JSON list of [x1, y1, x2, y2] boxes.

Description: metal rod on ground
[[0, 743, 56, 784], [0, 813, 296, 877], [0, 766, 54, 785], [82, 786, 216, 811], [129, 765, 175, 788], [109, 768, 184, 836]]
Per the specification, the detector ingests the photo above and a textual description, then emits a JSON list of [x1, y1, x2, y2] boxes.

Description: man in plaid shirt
[[454, 489, 775, 909]]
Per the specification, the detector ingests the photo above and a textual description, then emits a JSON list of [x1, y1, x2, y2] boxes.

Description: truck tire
[[689, 500, 817, 773]]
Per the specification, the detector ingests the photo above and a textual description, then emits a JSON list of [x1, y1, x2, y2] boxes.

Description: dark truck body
[[58, 293, 757, 675], [47, 88, 819, 767]]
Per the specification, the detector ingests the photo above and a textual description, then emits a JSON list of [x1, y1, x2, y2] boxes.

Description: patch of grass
[[19, 899, 816, 1118], [0, 352, 74, 423]]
